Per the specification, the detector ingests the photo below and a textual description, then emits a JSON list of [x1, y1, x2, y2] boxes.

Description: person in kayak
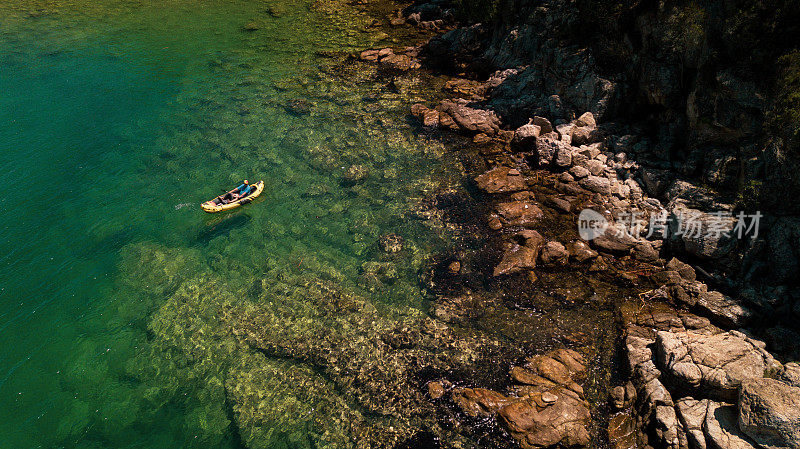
[[220, 180, 251, 204], [236, 180, 252, 197]]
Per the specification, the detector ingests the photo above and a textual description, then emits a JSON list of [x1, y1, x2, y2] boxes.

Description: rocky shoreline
[[352, 0, 800, 448]]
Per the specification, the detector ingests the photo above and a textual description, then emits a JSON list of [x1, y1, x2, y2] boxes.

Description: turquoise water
[[0, 1, 461, 447]]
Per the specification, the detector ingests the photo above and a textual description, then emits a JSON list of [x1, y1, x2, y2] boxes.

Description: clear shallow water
[[0, 1, 461, 447]]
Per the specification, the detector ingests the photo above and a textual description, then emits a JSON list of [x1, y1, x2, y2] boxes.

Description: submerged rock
[[379, 233, 404, 253], [475, 166, 525, 193]]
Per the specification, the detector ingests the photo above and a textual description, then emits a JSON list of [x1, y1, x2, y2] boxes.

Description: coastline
[[352, 1, 800, 448], [1, 0, 797, 448]]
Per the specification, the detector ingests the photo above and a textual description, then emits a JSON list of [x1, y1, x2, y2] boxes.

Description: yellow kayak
[[201, 180, 264, 213]]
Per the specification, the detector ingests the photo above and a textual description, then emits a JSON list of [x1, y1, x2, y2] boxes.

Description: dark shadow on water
[[394, 432, 441, 449], [194, 212, 253, 246]]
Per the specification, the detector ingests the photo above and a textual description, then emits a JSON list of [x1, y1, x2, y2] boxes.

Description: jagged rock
[[666, 257, 697, 281], [439, 99, 500, 135], [553, 144, 573, 167], [579, 175, 610, 194], [475, 166, 526, 193], [473, 133, 492, 144], [569, 165, 591, 179], [632, 241, 660, 263], [654, 404, 682, 449], [585, 159, 605, 176], [532, 116, 553, 134], [655, 330, 779, 401], [512, 122, 541, 151], [517, 229, 545, 249], [494, 244, 540, 276], [782, 363, 800, 387], [422, 108, 440, 127], [518, 349, 587, 386], [546, 196, 573, 213], [539, 241, 569, 265], [704, 401, 758, 449], [557, 123, 575, 144], [500, 349, 591, 449], [570, 126, 595, 146], [535, 136, 571, 166], [578, 144, 602, 159], [676, 398, 709, 449], [360, 49, 380, 61], [695, 290, 752, 328], [667, 203, 736, 260], [498, 395, 591, 449], [452, 388, 512, 417], [575, 112, 596, 129], [449, 349, 591, 449], [738, 377, 800, 449], [592, 227, 638, 253], [568, 240, 598, 262], [496, 201, 544, 227]]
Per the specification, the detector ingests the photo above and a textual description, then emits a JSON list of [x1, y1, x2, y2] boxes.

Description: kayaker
[[236, 180, 252, 197], [219, 180, 250, 204]]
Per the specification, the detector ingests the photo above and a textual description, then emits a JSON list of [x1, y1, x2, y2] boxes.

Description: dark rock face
[[421, 0, 800, 322], [397, 3, 800, 449]]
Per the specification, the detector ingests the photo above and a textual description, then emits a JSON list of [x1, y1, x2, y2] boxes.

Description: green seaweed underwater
[[0, 0, 471, 447]]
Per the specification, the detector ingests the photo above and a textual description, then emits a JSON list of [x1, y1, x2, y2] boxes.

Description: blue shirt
[[237, 184, 251, 195]]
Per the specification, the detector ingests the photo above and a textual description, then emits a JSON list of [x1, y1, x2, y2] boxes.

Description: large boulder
[[500, 349, 591, 449], [452, 388, 513, 417], [667, 202, 736, 259], [535, 137, 571, 166], [439, 99, 501, 135], [579, 175, 611, 194], [494, 243, 540, 276], [574, 112, 596, 129], [705, 401, 759, 449], [512, 122, 542, 151], [498, 395, 591, 449], [738, 377, 800, 449], [694, 290, 752, 328], [452, 349, 591, 449], [676, 398, 709, 449], [655, 330, 780, 401], [496, 201, 544, 227]]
